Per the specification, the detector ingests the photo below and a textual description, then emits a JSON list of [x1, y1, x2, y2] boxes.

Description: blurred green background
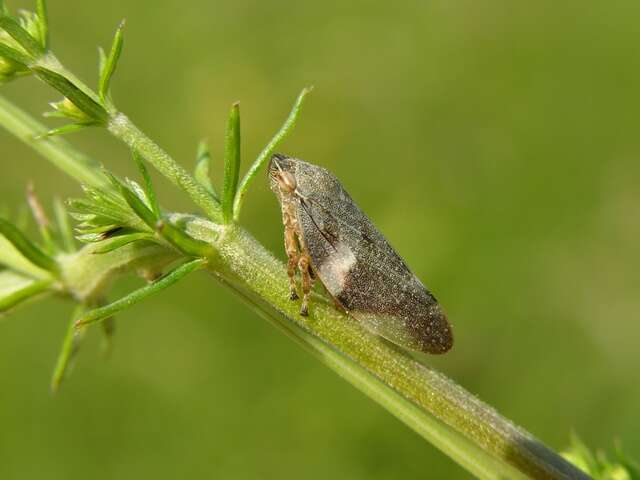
[[1, 0, 639, 478]]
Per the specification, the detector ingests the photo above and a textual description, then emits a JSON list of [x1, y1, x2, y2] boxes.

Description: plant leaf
[[0, 14, 45, 58], [194, 140, 217, 199], [233, 86, 312, 221], [156, 220, 212, 257], [105, 171, 157, 229], [39, 122, 96, 138], [97, 46, 106, 74], [0, 42, 30, 66], [132, 149, 160, 218], [0, 270, 52, 314], [0, 217, 58, 272], [616, 448, 640, 480], [36, 0, 48, 50], [91, 232, 154, 254], [50, 304, 86, 393], [75, 258, 205, 327], [98, 19, 124, 104], [31, 67, 108, 123], [561, 434, 640, 479], [67, 191, 141, 232], [222, 102, 240, 224]]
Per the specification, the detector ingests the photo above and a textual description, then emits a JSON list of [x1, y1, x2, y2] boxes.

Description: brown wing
[[292, 159, 453, 354]]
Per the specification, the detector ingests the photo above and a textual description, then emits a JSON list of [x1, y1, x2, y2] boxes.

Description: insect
[[268, 154, 453, 354]]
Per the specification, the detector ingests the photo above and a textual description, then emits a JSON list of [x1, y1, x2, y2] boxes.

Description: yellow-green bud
[[50, 97, 94, 123]]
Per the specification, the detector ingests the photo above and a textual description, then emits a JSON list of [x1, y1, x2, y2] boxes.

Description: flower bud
[[0, 54, 27, 80], [49, 97, 95, 123]]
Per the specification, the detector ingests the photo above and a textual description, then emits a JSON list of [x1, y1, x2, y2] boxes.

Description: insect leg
[[298, 252, 314, 316], [284, 224, 300, 301]]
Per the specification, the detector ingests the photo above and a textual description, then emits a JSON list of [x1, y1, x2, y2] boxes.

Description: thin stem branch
[[107, 113, 222, 223], [76, 258, 206, 326], [0, 275, 53, 312], [51, 303, 85, 393]]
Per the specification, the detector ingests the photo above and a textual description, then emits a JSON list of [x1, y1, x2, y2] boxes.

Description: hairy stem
[[184, 217, 588, 480], [107, 113, 222, 223]]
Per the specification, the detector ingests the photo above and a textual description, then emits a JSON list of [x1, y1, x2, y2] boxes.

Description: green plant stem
[[107, 113, 222, 223], [0, 276, 53, 313], [51, 303, 85, 393], [76, 258, 206, 327], [182, 217, 588, 480], [0, 95, 588, 480]]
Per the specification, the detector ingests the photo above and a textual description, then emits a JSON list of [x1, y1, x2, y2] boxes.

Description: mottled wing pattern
[[290, 158, 453, 354]]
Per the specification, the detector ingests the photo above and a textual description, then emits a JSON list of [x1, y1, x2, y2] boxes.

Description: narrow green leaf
[[76, 259, 206, 327], [36, 0, 48, 50], [74, 219, 119, 233], [68, 197, 125, 225], [67, 212, 95, 223], [156, 220, 213, 257], [567, 433, 599, 475], [53, 197, 75, 252], [0, 237, 45, 279], [0, 43, 30, 66], [31, 67, 108, 123], [42, 110, 68, 120], [0, 217, 58, 272], [97, 47, 107, 75], [90, 183, 130, 208], [92, 232, 154, 254], [125, 178, 147, 204], [0, 15, 45, 58], [194, 140, 217, 199], [233, 87, 312, 221], [132, 149, 160, 218], [75, 224, 122, 237], [38, 122, 94, 138], [222, 102, 240, 224], [76, 232, 117, 243], [46, 98, 101, 123], [98, 20, 124, 104], [0, 1, 7, 15], [0, 271, 52, 313], [105, 171, 157, 229], [51, 304, 85, 393], [562, 435, 640, 479], [617, 450, 640, 479]]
